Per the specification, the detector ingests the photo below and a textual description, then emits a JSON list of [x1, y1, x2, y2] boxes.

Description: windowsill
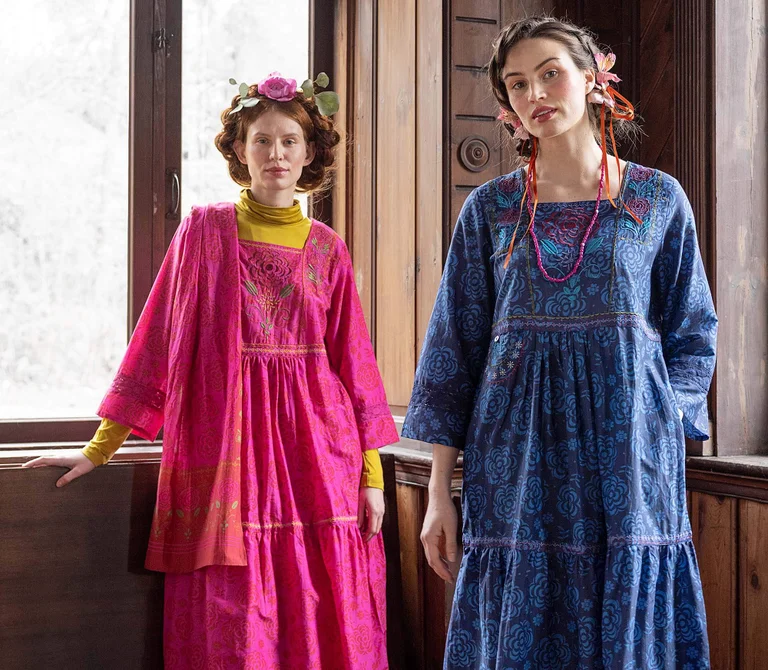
[[686, 455, 768, 480]]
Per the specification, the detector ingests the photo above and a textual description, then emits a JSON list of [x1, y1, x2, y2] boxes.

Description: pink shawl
[[98, 204, 245, 572]]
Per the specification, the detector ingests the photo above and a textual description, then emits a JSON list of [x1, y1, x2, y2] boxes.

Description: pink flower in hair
[[594, 52, 621, 86], [257, 72, 298, 102], [497, 107, 530, 141]]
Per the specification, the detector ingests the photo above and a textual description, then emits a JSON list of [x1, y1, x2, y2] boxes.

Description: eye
[[285, 139, 297, 146], [255, 138, 268, 145], [510, 81, 526, 91], [543, 69, 558, 80]]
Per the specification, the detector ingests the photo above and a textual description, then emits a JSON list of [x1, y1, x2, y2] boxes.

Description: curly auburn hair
[[214, 84, 341, 192], [487, 16, 641, 161]]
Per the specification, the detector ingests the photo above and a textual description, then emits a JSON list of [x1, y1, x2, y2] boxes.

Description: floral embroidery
[[307, 263, 321, 285], [311, 237, 330, 255]]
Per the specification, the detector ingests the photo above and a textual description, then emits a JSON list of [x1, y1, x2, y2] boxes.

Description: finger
[[366, 513, 382, 542], [357, 494, 366, 531], [22, 457, 55, 468], [423, 535, 453, 582], [56, 468, 80, 488], [445, 529, 459, 563]]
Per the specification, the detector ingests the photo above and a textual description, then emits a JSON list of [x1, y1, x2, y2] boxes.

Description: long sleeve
[[360, 449, 384, 489], [82, 418, 133, 466], [402, 189, 495, 449], [96, 217, 191, 440], [652, 178, 717, 440], [324, 241, 399, 451]]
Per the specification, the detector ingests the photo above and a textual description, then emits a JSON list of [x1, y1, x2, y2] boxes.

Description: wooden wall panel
[[714, 0, 768, 456], [416, 0, 444, 362], [0, 464, 164, 669], [347, 0, 376, 331], [376, 0, 417, 407], [397, 484, 425, 668], [739, 499, 768, 669], [690, 493, 737, 670]]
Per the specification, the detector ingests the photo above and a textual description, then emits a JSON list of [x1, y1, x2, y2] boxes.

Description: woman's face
[[234, 109, 315, 197], [501, 37, 595, 142]]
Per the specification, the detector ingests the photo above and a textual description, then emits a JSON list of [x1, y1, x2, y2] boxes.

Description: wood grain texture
[[348, 0, 377, 332], [416, 0, 445, 361], [0, 464, 164, 669], [690, 493, 737, 670], [376, 0, 417, 406], [397, 483, 425, 668], [739, 499, 768, 668], [714, 0, 768, 456]]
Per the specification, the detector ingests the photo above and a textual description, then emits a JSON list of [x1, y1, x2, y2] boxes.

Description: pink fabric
[[99, 204, 246, 572], [164, 218, 396, 667], [102, 205, 397, 666]]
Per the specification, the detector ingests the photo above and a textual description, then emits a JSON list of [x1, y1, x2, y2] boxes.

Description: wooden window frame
[[1, 0, 332, 450]]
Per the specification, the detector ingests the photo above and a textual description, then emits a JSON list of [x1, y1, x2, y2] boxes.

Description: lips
[[266, 168, 288, 175], [532, 107, 556, 123]]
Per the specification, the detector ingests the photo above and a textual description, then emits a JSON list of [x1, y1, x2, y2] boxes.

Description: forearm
[[428, 444, 460, 499]]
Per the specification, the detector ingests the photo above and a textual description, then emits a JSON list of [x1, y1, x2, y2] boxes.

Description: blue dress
[[402, 164, 717, 669]]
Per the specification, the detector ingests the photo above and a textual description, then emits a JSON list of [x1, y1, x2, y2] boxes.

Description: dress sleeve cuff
[[401, 403, 468, 450]]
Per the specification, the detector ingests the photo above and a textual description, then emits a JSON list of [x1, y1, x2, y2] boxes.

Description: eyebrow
[[503, 57, 560, 80]]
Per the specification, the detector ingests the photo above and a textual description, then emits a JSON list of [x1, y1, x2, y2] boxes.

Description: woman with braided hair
[[24, 73, 397, 668], [403, 17, 715, 669]]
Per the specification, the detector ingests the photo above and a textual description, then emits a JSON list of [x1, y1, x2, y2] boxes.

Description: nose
[[527, 81, 545, 105], [269, 142, 284, 161]]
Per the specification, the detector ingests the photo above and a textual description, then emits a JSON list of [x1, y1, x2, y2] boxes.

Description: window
[[1, 0, 322, 446]]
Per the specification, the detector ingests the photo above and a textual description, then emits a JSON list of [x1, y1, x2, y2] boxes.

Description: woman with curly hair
[[403, 16, 716, 669], [24, 72, 397, 668]]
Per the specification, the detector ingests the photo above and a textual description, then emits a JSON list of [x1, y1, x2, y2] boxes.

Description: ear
[[304, 142, 316, 166], [585, 68, 596, 95], [233, 139, 247, 164]]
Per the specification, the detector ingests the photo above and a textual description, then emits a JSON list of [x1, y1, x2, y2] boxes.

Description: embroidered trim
[[110, 373, 165, 410], [242, 342, 325, 355], [492, 312, 661, 341], [617, 170, 662, 245], [464, 532, 693, 554], [242, 515, 358, 531]]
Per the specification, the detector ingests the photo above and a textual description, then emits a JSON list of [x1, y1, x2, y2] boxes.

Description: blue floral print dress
[[402, 164, 717, 669]]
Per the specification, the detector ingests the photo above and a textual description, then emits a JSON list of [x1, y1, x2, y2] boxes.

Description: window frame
[[0, 0, 332, 449]]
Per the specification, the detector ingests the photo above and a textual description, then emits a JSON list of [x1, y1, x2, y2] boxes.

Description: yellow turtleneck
[[83, 193, 384, 489]]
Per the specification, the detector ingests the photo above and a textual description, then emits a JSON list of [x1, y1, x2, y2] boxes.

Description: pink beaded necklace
[[528, 160, 605, 283], [503, 138, 607, 284]]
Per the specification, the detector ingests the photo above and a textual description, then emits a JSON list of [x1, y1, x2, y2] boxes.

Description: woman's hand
[[358, 486, 385, 542], [421, 491, 460, 583], [22, 450, 96, 488]]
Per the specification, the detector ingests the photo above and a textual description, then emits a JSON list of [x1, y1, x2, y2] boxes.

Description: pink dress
[[102, 206, 398, 669]]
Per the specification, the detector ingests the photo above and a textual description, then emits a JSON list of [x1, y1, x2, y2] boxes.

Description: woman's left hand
[[357, 486, 385, 542]]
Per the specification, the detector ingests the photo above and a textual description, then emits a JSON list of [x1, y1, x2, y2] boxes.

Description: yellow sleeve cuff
[[361, 449, 384, 490], [81, 418, 133, 466]]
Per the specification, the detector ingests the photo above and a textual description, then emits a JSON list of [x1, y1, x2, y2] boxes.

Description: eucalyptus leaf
[[300, 79, 314, 99], [228, 103, 244, 115], [315, 91, 339, 116], [241, 97, 260, 108], [228, 77, 237, 85], [239, 82, 250, 98], [315, 72, 329, 88]]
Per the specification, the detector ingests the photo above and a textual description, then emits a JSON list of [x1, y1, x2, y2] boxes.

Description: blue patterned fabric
[[402, 164, 717, 669]]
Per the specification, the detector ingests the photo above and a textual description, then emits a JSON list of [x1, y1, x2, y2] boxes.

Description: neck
[[533, 119, 604, 185], [249, 184, 296, 208]]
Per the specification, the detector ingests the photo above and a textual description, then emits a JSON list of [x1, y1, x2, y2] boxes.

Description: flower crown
[[227, 71, 340, 117]]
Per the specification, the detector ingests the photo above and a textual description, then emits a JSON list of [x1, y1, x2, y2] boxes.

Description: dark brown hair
[[487, 16, 640, 160], [214, 85, 341, 192]]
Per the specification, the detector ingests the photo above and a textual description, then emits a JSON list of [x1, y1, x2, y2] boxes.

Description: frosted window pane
[[182, 2, 310, 216], [0, 3, 129, 419]]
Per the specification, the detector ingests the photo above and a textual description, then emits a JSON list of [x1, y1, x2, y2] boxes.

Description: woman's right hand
[[421, 492, 460, 583], [22, 450, 96, 488]]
